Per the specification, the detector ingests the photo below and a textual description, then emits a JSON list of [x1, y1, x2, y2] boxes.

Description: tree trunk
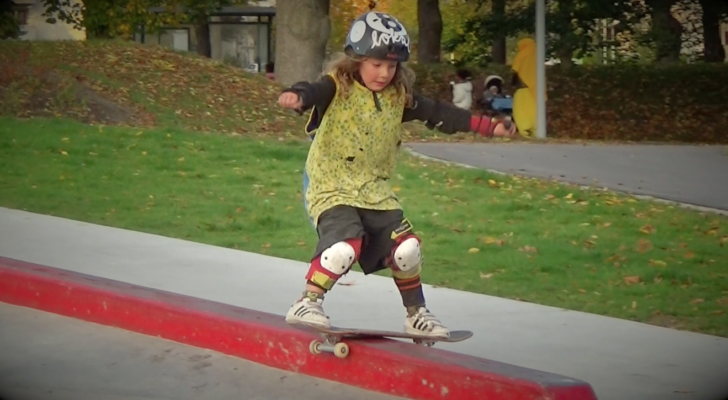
[[558, 46, 573, 69], [417, 0, 442, 64], [699, 0, 725, 62], [491, 0, 506, 64], [194, 13, 211, 58], [274, 0, 331, 86], [645, 0, 682, 63]]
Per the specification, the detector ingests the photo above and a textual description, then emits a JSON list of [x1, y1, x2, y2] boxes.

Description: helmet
[[344, 11, 410, 62]]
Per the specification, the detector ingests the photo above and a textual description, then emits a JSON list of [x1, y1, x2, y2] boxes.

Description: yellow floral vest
[[304, 73, 406, 226]]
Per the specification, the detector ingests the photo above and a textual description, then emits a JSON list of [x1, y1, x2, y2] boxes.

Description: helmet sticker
[[365, 12, 409, 51], [349, 20, 367, 43]]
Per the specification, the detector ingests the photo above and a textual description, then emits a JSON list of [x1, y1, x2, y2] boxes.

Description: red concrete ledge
[[0, 256, 598, 400]]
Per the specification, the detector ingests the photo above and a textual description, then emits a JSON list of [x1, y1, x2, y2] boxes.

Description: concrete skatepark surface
[[0, 302, 407, 400], [1, 207, 727, 400], [406, 142, 728, 212]]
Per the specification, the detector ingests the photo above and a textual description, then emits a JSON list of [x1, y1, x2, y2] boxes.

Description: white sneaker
[[404, 307, 450, 338], [285, 294, 330, 329]]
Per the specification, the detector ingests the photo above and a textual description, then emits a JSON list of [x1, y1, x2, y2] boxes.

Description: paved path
[[0, 301, 405, 400], [406, 142, 728, 211], [1, 207, 728, 400]]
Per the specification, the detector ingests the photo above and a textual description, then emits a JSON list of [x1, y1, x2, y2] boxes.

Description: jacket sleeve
[[282, 75, 337, 114], [402, 93, 472, 134], [451, 84, 465, 106]]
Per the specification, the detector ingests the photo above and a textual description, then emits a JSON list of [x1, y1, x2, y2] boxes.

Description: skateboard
[[290, 321, 473, 358]]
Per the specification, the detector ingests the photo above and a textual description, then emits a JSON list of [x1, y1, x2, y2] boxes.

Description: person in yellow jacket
[[511, 38, 546, 138], [277, 11, 515, 339]]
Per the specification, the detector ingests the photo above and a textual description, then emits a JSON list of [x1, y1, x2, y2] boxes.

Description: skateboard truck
[[309, 334, 350, 358]]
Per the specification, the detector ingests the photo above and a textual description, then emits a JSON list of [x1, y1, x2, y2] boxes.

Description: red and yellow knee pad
[[306, 237, 362, 291], [387, 232, 423, 280]]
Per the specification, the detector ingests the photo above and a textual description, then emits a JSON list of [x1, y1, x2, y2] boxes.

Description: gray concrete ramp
[[0, 302, 404, 400]]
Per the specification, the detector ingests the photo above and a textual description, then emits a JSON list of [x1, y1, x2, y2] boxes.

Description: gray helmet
[[344, 11, 411, 62]]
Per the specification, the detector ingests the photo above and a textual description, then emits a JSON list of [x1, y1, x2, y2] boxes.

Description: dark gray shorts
[[313, 205, 414, 274]]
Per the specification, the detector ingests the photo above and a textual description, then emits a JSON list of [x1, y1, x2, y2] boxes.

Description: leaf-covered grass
[[0, 40, 302, 138], [2, 117, 727, 337]]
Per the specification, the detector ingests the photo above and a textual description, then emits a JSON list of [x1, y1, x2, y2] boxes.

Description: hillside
[[0, 40, 307, 139]]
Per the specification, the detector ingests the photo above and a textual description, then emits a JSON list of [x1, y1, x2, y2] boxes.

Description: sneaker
[[404, 307, 450, 338], [285, 293, 330, 329]]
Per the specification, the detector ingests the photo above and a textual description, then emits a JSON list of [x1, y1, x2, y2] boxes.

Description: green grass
[[2, 116, 727, 337]]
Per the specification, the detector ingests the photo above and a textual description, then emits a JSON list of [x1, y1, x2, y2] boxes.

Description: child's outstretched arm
[[278, 75, 337, 115], [403, 93, 516, 137]]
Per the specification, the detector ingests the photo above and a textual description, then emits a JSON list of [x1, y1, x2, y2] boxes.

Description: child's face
[[359, 58, 398, 92]]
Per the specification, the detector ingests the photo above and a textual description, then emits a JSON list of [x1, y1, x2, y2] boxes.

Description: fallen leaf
[[393, 186, 401, 192], [632, 301, 637, 309], [564, 193, 573, 199], [60, 150, 68, 155], [468, 247, 480, 253], [711, 310, 724, 315], [624, 276, 640, 285], [519, 245, 538, 253], [640, 224, 656, 234], [479, 236, 505, 246], [636, 239, 653, 253], [578, 289, 587, 293], [649, 259, 667, 267], [689, 298, 704, 304], [684, 252, 694, 259], [480, 272, 493, 279]]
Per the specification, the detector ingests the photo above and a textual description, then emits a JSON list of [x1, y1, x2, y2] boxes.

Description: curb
[[0, 256, 598, 400]]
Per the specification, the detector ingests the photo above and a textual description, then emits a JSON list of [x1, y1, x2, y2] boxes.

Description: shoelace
[[411, 310, 444, 331]]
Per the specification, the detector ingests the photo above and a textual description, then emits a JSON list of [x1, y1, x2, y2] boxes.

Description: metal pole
[[535, 0, 547, 139]]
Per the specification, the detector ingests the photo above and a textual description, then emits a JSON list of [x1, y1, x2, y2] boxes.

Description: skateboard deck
[[290, 321, 473, 358]]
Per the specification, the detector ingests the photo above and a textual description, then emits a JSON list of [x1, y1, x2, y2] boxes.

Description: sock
[[393, 273, 426, 315]]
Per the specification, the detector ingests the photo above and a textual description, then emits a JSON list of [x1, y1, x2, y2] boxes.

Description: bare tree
[[274, 0, 331, 86], [698, 0, 727, 62], [417, 0, 442, 63], [644, 0, 683, 63], [491, 0, 506, 64]]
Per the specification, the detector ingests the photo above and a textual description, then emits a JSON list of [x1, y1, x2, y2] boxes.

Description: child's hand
[[278, 92, 303, 110]]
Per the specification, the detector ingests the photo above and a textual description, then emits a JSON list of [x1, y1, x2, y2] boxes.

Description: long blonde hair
[[322, 52, 416, 108]]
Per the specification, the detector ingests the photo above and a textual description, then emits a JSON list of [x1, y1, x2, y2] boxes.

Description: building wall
[[15, 0, 86, 41]]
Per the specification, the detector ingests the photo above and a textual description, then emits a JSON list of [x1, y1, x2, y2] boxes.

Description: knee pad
[[320, 241, 358, 275], [391, 236, 422, 272], [306, 239, 361, 291]]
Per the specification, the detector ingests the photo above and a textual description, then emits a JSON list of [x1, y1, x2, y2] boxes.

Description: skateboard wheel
[[333, 342, 349, 358], [309, 340, 322, 355]]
